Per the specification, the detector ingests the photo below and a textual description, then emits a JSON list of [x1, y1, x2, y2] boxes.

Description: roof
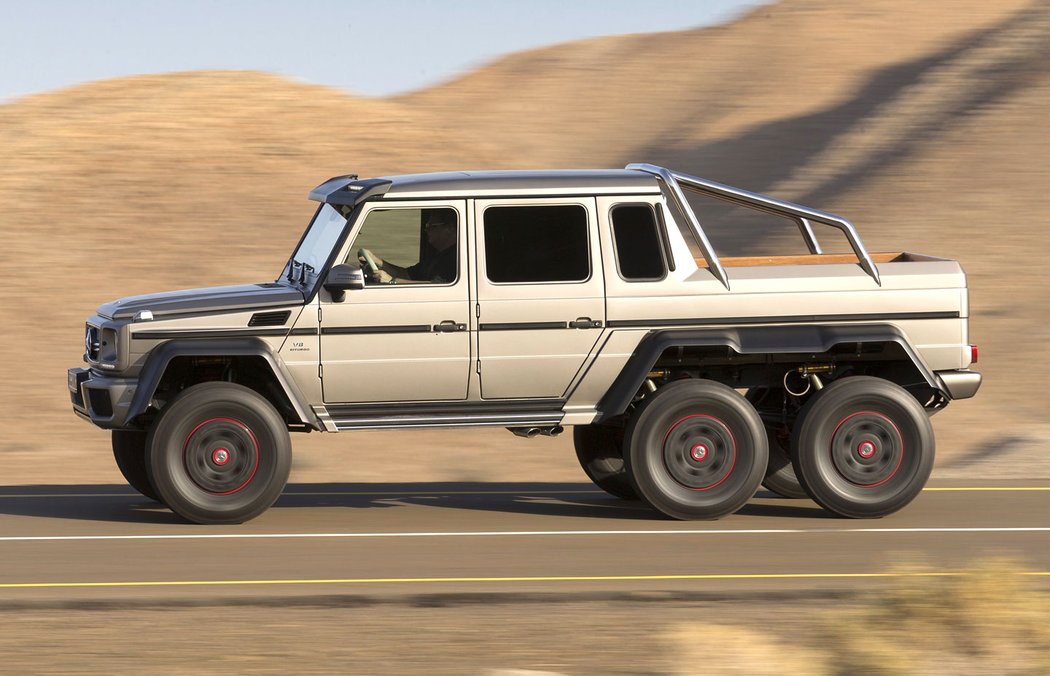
[[381, 169, 661, 198], [309, 169, 661, 205]]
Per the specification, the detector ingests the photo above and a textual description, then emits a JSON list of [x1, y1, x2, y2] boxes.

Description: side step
[[330, 410, 564, 432]]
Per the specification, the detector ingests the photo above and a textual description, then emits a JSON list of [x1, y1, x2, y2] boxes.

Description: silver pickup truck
[[69, 164, 980, 524]]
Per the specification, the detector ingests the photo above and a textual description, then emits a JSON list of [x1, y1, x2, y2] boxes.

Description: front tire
[[624, 379, 767, 520], [791, 376, 934, 518], [112, 430, 159, 501], [573, 424, 637, 500], [146, 382, 292, 524]]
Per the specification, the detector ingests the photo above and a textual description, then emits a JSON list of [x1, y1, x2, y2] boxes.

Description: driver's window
[[348, 207, 458, 286]]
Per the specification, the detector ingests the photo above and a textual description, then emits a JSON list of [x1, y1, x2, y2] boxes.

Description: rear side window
[[483, 205, 589, 283], [611, 204, 666, 281]]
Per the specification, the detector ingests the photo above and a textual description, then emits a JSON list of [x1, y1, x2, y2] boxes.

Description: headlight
[[100, 327, 119, 363]]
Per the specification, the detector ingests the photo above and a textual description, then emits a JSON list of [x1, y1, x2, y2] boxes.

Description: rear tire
[[112, 430, 159, 501], [624, 379, 767, 520], [791, 376, 934, 518], [146, 382, 292, 524], [573, 424, 637, 500], [762, 426, 810, 499]]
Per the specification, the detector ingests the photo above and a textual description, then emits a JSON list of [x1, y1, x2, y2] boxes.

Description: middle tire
[[146, 382, 292, 525], [624, 379, 768, 520]]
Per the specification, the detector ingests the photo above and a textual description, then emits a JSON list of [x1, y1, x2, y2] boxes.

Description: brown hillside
[[0, 0, 1046, 483]]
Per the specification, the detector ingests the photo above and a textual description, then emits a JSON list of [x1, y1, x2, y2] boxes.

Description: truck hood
[[97, 283, 305, 321]]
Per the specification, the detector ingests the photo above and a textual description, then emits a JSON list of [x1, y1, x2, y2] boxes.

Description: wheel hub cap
[[183, 418, 260, 495], [663, 415, 736, 491], [830, 411, 904, 487]]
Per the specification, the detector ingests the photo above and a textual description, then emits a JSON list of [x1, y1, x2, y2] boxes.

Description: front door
[[320, 201, 471, 403], [474, 198, 605, 400]]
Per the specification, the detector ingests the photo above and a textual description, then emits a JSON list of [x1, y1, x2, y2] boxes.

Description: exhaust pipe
[[507, 426, 564, 438]]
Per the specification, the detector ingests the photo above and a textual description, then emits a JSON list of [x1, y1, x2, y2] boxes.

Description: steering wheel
[[358, 248, 380, 280]]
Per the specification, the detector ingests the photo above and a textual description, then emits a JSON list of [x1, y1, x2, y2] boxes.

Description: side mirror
[[324, 263, 365, 302]]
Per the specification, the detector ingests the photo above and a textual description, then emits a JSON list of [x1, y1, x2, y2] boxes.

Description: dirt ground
[[0, 595, 843, 675]]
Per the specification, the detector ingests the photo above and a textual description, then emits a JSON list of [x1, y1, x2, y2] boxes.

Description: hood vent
[[248, 310, 291, 327]]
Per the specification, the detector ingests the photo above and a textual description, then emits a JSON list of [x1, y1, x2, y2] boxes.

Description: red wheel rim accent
[[183, 417, 260, 495], [662, 414, 737, 491], [829, 411, 904, 488]]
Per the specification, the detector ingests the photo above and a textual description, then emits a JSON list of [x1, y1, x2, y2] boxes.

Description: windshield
[[280, 204, 349, 283]]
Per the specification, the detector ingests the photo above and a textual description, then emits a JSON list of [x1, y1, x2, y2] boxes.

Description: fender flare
[[594, 324, 943, 421], [127, 338, 319, 428]]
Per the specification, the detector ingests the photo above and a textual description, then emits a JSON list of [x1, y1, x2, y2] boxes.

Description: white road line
[[0, 526, 1048, 542]]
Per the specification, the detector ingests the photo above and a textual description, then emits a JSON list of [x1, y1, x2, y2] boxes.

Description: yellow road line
[[2, 571, 1048, 590]]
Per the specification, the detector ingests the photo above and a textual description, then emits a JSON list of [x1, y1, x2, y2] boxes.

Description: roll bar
[[626, 163, 881, 288]]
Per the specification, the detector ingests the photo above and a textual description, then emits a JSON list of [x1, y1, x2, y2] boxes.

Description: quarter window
[[483, 205, 589, 283], [611, 204, 666, 281]]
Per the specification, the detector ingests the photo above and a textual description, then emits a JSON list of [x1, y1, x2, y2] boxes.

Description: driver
[[359, 212, 457, 284]]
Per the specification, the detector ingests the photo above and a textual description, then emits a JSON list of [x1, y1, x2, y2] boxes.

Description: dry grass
[[667, 560, 1050, 676]]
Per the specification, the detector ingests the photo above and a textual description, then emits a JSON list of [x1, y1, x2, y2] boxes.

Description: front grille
[[85, 325, 101, 361]]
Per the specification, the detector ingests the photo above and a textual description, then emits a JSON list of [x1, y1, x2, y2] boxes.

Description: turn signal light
[[970, 345, 979, 364]]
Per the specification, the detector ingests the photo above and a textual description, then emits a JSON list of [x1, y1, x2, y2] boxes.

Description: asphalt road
[[0, 479, 1047, 605]]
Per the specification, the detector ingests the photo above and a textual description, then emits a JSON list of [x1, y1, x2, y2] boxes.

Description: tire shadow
[[0, 482, 836, 525]]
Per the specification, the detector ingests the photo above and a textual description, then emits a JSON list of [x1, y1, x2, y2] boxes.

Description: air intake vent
[[248, 310, 291, 327]]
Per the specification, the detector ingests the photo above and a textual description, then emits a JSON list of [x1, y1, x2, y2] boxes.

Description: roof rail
[[626, 163, 881, 287]]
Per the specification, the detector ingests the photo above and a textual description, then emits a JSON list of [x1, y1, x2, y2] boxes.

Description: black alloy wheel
[[791, 376, 934, 518], [146, 382, 292, 524], [624, 379, 767, 520]]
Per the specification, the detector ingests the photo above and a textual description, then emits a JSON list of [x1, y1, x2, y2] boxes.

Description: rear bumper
[[68, 367, 139, 429], [934, 369, 982, 400]]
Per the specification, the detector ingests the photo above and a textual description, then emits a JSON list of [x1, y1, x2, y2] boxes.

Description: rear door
[[474, 197, 605, 400]]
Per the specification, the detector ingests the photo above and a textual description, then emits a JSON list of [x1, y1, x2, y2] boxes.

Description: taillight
[[970, 345, 979, 364]]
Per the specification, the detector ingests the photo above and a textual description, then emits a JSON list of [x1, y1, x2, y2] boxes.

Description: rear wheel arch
[[595, 325, 943, 421]]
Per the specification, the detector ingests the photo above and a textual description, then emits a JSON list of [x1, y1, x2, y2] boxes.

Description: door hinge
[[318, 363, 323, 379], [317, 306, 323, 322], [475, 359, 481, 374], [475, 303, 480, 318]]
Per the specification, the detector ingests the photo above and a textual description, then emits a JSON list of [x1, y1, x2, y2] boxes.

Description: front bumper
[[68, 367, 139, 429]]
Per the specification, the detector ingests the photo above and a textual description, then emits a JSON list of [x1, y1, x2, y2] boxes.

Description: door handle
[[568, 317, 602, 329], [433, 320, 467, 333]]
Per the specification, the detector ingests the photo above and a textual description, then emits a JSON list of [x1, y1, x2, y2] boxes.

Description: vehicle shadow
[[0, 483, 833, 525]]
